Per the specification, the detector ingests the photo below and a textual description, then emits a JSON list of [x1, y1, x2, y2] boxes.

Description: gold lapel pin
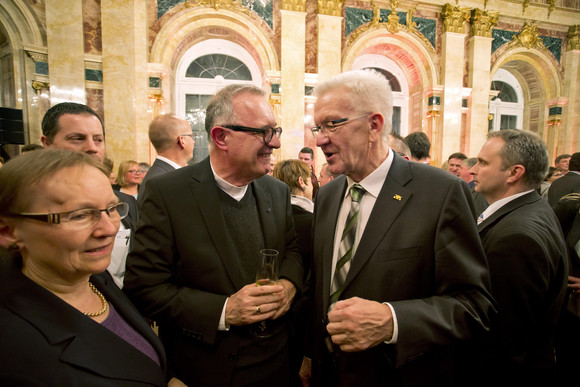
[[393, 194, 402, 201]]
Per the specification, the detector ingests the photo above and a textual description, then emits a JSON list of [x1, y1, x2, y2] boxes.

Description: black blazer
[[114, 189, 139, 250], [124, 157, 304, 386], [138, 158, 176, 206], [0, 251, 167, 386], [311, 154, 495, 386], [548, 172, 580, 207], [477, 191, 568, 384]]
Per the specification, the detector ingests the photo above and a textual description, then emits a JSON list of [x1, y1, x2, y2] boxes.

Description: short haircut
[[488, 129, 549, 188], [388, 133, 411, 157], [116, 160, 139, 187], [149, 114, 188, 152], [462, 157, 477, 168], [0, 149, 107, 215], [299, 147, 314, 157], [103, 157, 115, 175], [404, 132, 431, 159], [205, 84, 267, 139], [139, 162, 150, 172], [448, 152, 467, 161], [272, 159, 311, 194], [314, 69, 393, 141], [569, 152, 580, 172], [42, 102, 103, 142], [555, 154, 571, 165]]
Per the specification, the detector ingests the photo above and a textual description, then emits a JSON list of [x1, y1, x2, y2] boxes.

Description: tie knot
[[350, 184, 365, 203]]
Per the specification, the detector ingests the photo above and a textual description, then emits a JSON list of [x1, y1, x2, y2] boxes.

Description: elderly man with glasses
[[302, 69, 495, 386], [125, 84, 304, 386]]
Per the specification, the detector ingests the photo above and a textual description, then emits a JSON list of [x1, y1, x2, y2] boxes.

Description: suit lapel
[[344, 156, 413, 289], [3, 264, 164, 384], [190, 158, 246, 290], [319, 176, 348, 313], [477, 191, 539, 233]]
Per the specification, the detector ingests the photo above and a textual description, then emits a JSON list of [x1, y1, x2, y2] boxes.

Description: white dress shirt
[[330, 148, 399, 343]]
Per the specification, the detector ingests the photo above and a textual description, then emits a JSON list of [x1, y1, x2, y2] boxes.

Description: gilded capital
[[282, 0, 305, 12], [317, 0, 344, 16], [32, 80, 49, 91], [442, 3, 470, 34], [568, 25, 580, 51], [470, 8, 498, 38]]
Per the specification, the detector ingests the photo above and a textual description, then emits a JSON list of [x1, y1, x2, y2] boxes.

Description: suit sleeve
[[391, 179, 496, 366]]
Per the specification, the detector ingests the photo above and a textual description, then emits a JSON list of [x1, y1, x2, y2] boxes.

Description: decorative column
[[45, 0, 85, 104], [317, 1, 343, 84], [314, 0, 343, 173], [280, 0, 306, 161], [563, 25, 580, 152], [101, 0, 150, 163], [440, 3, 470, 161], [467, 8, 498, 156]]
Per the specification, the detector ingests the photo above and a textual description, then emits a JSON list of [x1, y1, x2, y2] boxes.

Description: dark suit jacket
[[124, 157, 304, 386], [0, 251, 166, 386], [114, 189, 138, 250], [138, 158, 176, 206], [548, 171, 580, 207], [311, 154, 495, 386], [477, 191, 568, 385]]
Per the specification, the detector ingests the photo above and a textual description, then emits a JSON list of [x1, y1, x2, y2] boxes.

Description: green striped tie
[[329, 184, 365, 309]]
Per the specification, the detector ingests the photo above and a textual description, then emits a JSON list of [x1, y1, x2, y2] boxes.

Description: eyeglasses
[[311, 114, 370, 137], [9, 202, 129, 230], [179, 133, 195, 140], [220, 125, 283, 144], [127, 169, 142, 174]]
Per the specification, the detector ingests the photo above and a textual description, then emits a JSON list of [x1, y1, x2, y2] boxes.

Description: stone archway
[[491, 46, 564, 159]]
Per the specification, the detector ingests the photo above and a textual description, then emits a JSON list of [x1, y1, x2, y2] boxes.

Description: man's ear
[[507, 164, 526, 184], [210, 127, 228, 151], [40, 135, 50, 147], [0, 218, 19, 250], [368, 113, 385, 143]]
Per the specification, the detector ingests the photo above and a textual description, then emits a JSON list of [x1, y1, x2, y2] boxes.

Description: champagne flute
[[253, 249, 279, 337]]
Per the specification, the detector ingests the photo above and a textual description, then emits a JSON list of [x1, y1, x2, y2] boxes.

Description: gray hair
[[314, 69, 393, 140], [204, 84, 267, 140], [488, 129, 548, 189]]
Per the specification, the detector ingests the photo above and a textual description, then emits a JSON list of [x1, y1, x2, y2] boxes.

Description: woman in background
[[0, 149, 168, 386], [272, 159, 314, 387], [115, 159, 141, 198]]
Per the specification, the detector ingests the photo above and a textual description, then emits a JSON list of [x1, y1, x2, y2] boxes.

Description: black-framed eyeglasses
[[9, 202, 129, 230], [220, 125, 282, 144], [311, 113, 370, 137]]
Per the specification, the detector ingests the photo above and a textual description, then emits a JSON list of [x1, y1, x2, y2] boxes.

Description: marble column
[[440, 4, 470, 161], [468, 9, 498, 157], [101, 0, 149, 164], [563, 25, 580, 152], [45, 0, 85, 104], [315, 6, 342, 174], [280, 5, 306, 161]]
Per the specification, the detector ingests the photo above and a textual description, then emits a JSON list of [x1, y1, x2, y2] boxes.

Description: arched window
[[352, 55, 409, 137], [175, 39, 262, 163], [489, 69, 524, 131]]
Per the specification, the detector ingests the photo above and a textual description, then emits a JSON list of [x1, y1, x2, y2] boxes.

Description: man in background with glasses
[[40, 102, 139, 288], [137, 114, 195, 205], [303, 69, 495, 386], [125, 84, 303, 386]]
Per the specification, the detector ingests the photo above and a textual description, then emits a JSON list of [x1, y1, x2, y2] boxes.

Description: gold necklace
[[84, 281, 108, 317]]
